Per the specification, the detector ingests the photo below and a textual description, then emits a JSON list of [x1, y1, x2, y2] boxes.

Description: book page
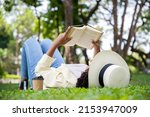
[[76, 26, 103, 49], [65, 26, 85, 46]]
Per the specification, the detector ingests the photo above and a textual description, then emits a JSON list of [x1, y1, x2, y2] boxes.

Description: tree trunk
[[63, 0, 73, 28], [118, 0, 128, 55], [63, 0, 79, 63], [112, 0, 119, 52], [37, 16, 40, 41], [56, 7, 59, 35], [81, 48, 89, 65]]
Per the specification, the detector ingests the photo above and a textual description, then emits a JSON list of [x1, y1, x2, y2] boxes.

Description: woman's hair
[[76, 69, 89, 88]]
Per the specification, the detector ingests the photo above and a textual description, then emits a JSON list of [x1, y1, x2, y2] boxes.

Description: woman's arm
[[47, 32, 100, 58], [46, 33, 71, 57], [35, 33, 71, 80]]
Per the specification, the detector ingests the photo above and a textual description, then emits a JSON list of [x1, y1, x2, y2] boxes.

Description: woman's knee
[[40, 39, 53, 46], [40, 39, 53, 53], [24, 37, 38, 45]]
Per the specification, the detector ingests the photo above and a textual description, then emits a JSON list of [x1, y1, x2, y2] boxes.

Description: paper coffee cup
[[32, 76, 44, 90]]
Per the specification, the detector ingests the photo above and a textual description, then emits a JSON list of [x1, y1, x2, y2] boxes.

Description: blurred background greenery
[[0, 0, 150, 79]]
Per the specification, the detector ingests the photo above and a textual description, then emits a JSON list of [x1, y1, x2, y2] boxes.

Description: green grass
[[0, 73, 150, 100]]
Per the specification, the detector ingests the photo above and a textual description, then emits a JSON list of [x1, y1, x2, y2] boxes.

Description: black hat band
[[99, 64, 113, 87]]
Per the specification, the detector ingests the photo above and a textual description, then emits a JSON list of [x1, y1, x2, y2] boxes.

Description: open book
[[65, 25, 103, 49]]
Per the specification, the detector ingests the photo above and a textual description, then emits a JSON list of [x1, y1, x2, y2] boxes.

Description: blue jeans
[[20, 37, 64, 87]]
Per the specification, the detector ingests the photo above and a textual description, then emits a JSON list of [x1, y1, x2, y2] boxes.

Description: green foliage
[[21, 0, 41, 7], [0, 65, 4, 78], [1, 0, 149, 72], [0, 72, 20, 79], [126, 53, 146, 73], [3, 0, 41, 11], [0, 48, 7, 78], [40, 0, 65, 39], [40, 0, 99, 39], [0, 73, 150, 100], [0, 12, 13, 48], [140, 10, 150, 33], [7, 40, 16, 55], [3, 0, 15, 12], [0, 48, 18, 75], [14, 8, 38, 40], [1, 3, 38, 75], [129, 65, 139, 73], [3, 73, 20, 79]]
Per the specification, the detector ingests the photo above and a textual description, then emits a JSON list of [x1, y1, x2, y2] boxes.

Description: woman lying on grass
[[19, 32, 130, 90], [19, 32, 100, 90]]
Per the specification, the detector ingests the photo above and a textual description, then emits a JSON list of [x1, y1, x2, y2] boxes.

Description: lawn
[[0, 73, 150, 100]]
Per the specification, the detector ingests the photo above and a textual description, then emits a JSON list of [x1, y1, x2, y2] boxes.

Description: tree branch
[[99, 11, 113, 26], [123, 1, 138, 58], [82, 0, 101, 24], [100, 3, 112, 14], [123, 0, 146, 58], [132, 0, 145, 33], [119, 0, 128, 50], [99, 3, 114, 26]]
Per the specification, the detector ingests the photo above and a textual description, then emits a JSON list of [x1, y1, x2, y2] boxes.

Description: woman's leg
[[19, 44, 28, 90], [21, 37, 43, 87], [20, 45, 28, 80], [40, 39, 65, 68]]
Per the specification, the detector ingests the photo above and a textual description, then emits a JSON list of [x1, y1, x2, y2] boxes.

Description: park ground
[[0, 73, 150, 100]]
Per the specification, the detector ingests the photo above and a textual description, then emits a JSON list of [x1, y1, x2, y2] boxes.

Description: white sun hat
[[88, 50, 130, 88]]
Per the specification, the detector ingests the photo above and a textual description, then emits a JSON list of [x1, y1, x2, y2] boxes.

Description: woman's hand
[[91, 40, 100, 57]]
